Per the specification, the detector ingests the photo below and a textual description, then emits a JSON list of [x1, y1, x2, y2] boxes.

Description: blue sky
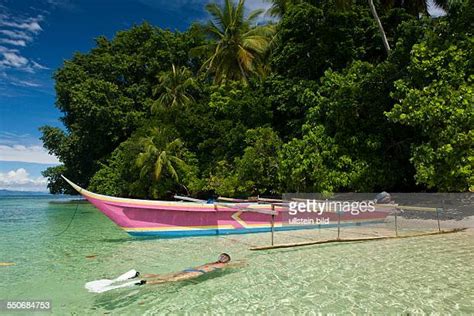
[[0, 0, 444, 191], [0, 0, 272, 191]]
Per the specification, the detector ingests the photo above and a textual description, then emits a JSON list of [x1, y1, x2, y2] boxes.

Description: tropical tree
[[341, 0, 456, 55], [265, 0, 455, 57], [40, 23, 198, 193], [386, 10, 474, 191], [152, 64, 197, 112], [265, 0, 301, 16], [194, 0, 276, 83], [369, 0, 391, 54], [380, 0, 450, 15], [267, 0, 392, 55], [135, 128, 189, 183]]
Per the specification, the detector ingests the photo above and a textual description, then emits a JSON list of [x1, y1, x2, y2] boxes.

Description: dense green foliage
[[271, 2, 384, 79], [387, 5, 474, 191], [42, 0, 473, 197]]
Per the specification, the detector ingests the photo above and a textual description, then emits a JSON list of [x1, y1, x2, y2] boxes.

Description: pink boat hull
[[62, 176, 389, 238]]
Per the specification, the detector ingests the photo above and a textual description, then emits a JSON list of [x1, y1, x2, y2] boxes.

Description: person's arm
[[221, 261, 247, 269], [141, 273, 161, 278], [148, 271, 204, 283], [144, 278, 168, 285], [142, 271, 180, 280]]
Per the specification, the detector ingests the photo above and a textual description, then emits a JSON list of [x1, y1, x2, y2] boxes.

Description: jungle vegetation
[[41, 0, 473, 197]]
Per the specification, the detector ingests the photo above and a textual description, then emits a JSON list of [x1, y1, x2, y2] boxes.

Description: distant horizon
[[0, 188, 51, 193]]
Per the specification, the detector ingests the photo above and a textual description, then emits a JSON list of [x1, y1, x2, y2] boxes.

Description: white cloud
[[0, 29, 32, 41], [0, 131, 35, 145], [0, 9, 47, 76], [0, 15, 43, 33], [0, 38, 26, 46], [0, 45, 16, 52], [0, 145, 60, 164], [31, 60, 48, 70], [0, 168, 48, 191], [0, 51, 28, 67], [10, 79, 41, 87]]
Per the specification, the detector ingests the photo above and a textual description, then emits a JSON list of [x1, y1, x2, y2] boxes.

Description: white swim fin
[[85, 269, 141, 293], [115, 269, 139, 282], [86, 279, 144, 293]]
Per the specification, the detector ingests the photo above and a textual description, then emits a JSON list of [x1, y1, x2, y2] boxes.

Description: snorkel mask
[[218, 253, 231, 263]]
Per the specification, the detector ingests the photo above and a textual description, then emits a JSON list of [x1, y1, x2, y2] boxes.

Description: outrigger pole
[[250, 228, 467, 251], [252, 201, 458, 251]]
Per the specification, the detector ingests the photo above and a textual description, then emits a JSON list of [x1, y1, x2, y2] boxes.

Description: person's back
[[142, 253, 238, 284]]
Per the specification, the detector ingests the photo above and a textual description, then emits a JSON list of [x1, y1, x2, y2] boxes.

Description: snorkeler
[[140, 253, 239, 285], [85, 253, 242, 293]]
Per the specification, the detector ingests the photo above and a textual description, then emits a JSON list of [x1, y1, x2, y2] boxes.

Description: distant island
[[0, 189, 51, 196]]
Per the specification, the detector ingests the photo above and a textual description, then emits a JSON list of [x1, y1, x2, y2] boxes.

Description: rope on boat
[[55, 201, 80, 237]]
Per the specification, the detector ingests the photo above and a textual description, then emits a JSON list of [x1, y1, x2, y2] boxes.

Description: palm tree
[[265, 0, 301, 16], [380, 0, 451, 15], [152, 64, 197, 113], [267, 0, 453, 56], [368, 0, 391, 54], [193, 0, 276, 83], [136, 129, 187, 182], [364, 0, 453, 55]]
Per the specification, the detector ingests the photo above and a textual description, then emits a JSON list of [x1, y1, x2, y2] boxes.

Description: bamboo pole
[[173, 195, 207, 203], [378, 204, 438, 212], [394, 208, 399, 237], [337, 210, 341, 240], [258, 197, 285, 203], [271, 205, 275, 246], [217, 196, 257, 203], [250, 228, 467, 251], [436, 207, 442, 233]]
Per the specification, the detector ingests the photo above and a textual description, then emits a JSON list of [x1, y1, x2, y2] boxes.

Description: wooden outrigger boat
[[62, 176, 390, 238]]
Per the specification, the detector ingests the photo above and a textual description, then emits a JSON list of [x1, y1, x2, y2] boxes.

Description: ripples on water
[[0, 196, 473, 314]]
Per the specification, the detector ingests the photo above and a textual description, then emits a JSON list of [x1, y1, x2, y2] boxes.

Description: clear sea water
[[1, 195, 473, 315]]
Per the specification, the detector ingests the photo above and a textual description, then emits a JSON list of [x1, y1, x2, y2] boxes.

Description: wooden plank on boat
[[173, 195, 207, 203], [217, 196, 257, 203], [258, 197, 284, 203], [215, 203, 278, 215], [250, 228, 467, 251]]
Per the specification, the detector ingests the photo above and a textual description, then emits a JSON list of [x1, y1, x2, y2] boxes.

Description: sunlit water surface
[[0, 196, 473, 314]]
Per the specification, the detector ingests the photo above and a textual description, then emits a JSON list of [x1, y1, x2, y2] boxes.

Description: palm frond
[[247, 9, 265, 24], [154, 152, 165, 180], [194, 0, 274, 83], [166, 160, 180, 182]]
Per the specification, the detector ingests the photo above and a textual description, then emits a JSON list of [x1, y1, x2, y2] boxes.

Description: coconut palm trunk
[[368, 0, 391, 55]]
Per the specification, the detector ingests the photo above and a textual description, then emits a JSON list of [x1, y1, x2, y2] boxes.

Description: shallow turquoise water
[[0, 195, 473, 314]]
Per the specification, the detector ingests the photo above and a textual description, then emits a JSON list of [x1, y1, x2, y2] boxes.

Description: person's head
[[217, 253, 231, 263]]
